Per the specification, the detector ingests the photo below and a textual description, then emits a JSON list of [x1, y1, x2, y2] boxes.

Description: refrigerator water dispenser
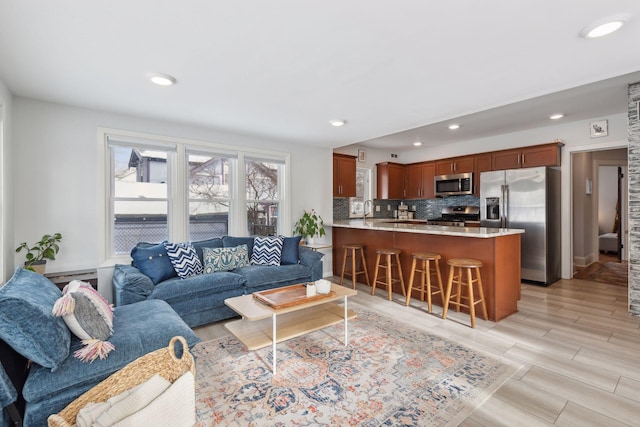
[[486, 197, 500, 220]]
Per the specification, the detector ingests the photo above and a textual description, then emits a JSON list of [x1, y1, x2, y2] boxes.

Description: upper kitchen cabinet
[[405, 162, 435, 199], [333, 153, 357, 197], [435, 155, 474, 176], [473, 153, 492, 195], [376, 162, 405, 199], [492, 142, 562, 170]]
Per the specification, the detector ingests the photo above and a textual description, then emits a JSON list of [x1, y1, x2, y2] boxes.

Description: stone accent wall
[[628, 82, 640, 315]]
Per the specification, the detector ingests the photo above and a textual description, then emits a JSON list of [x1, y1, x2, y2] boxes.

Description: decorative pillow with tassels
[[52, 280, 115, 362]]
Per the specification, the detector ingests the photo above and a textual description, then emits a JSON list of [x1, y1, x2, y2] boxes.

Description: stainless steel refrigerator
[[480, 166, 561, 285]]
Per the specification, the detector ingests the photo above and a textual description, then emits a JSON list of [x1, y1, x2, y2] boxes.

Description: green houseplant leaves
[[15, 233, 63, 272], [293, 210, 326, 239]]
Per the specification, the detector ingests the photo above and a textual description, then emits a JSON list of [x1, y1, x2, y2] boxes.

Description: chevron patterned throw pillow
[[164, 242, 203, 279], [251, 236, 284, 266]]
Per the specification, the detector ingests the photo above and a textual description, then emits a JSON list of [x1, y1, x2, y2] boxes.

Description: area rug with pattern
[[192, 304, 518, 426]]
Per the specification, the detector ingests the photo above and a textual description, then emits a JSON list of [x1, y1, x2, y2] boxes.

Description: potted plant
[[293, 210, 326, 245], [15, 233, 63, 274]]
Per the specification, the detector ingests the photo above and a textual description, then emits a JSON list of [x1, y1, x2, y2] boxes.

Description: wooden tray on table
[[253, 283, 336, 310]]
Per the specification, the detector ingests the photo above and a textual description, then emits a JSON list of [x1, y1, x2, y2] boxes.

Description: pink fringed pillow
[[52, 280, 115, 362]]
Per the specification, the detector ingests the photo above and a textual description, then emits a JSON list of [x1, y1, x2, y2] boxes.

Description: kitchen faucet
[[363, 199, 373, 221]]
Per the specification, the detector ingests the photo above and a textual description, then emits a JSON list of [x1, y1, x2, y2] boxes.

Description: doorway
[[572, 149, 628, 286]]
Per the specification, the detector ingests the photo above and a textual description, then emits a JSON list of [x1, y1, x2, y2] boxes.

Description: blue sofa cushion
[[222, 236, 255, 258], [0, 356, 17, 408], [280, 236, 302, 265], [236, 264, 311, 289], [131, 242, 177, 285], [203, 245, 250, 272], [191, 237, 223, 263], [0, 268, 70, 371], [112, 264, 154, 297], [150, 272, 246, 304], [23, 300, 199, 404]]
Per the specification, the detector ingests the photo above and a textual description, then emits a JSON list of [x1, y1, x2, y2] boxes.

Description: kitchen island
[[332, 219, 524, 321]]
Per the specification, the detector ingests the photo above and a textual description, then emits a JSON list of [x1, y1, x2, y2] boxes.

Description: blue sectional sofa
[[0, 268, 200, 427], [112, 236, 324, 327]]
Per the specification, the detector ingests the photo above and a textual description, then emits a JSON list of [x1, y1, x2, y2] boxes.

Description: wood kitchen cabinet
[[492, 143, 562, 170], [376, 162, 405, 199], [473, 153, 493, 195], [405, 162, 435, 199], [333, 153, 357, 197], [435, 155, 474, 176]]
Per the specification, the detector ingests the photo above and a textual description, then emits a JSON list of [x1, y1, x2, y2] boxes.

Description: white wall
[[598, 166, 619, 234], [344, 112, 628, 280], [12, 97, 332, 297], [0, 78, 13, 283], [572, 152, 594, 267]]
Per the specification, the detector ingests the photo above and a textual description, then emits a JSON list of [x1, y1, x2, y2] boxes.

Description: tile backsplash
[[333, 196, 480, 221]]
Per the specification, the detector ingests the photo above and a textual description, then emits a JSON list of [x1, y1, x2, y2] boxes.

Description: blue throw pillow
[[222, 236, 255, 258], [280, 235, 302, 265], [130, 242, 177, 285], [164, 242, 203, 279], [191, 238, 223, 264], [0, 268, 71, 370], [203, 245, 250, 273], [251, 236, 284, 266]]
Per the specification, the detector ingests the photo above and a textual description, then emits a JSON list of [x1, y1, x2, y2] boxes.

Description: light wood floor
[[194, 277, 640, 426]]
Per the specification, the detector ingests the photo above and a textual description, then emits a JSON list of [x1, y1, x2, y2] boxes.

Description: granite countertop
[[330, 219, 524, 238]]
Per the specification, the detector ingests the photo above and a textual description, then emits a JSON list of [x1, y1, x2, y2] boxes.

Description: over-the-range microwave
[[434, 172, 473, 197]]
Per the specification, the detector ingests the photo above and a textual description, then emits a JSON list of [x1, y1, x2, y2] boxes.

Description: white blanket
[[75, 374, 170, 427], [74, 372, 195, 427], [113, 371, 195, 427]]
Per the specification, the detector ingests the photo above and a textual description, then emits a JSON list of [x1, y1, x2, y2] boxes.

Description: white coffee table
[[224, 283, 357, 375]]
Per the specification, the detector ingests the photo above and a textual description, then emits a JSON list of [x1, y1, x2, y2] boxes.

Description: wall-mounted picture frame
[[358, 149, 366, 163], [590, 119, 608, 138]]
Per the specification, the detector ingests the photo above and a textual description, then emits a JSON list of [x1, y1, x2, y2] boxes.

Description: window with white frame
[[245, 158, 282, 236], [101, 130, 289, 263], [187, 150, 233, 241], [0, 105, 4, 281], [110, 143, 173, 255], [350, 167, 371, 217]]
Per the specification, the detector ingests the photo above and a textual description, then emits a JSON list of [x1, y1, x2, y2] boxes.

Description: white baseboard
[[574, 253, 597, 268]]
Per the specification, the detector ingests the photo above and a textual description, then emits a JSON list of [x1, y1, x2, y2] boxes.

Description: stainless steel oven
[[427, 206, 480, 227], [434, 172, 473, 197]]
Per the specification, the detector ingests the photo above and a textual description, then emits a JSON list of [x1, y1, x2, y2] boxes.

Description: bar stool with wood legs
[[442, 258, 488, 328], [405, 252, 444, 314], [339, 244, 370, 289], [371, 248, 405, 301]]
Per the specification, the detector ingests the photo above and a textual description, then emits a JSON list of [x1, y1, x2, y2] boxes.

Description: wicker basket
[[48, 336, 195, 427]]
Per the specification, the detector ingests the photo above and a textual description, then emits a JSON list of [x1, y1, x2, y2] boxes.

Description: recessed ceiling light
[[147, 73, 177, 86], [549, 113, 564, 120], [329, 119, 346, 127], [448, 124, 460, 130], [580, 15, 627, 38], [413, 141, 422, 147]]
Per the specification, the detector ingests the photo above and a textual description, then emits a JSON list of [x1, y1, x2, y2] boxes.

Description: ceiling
[[1, 1, 639, 152]]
